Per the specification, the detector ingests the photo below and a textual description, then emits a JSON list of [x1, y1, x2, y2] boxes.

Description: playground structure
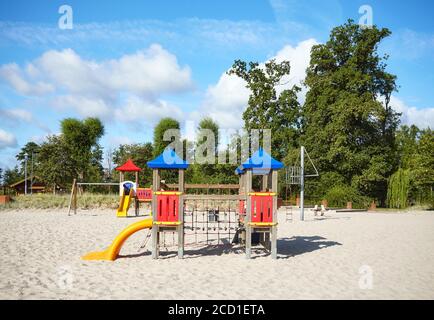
[[82, 147, 284, 261], [68, 158, 152, 217]]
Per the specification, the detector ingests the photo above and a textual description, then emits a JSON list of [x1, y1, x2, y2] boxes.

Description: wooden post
[[73, 182, 77, 215], [68, 179, 77, 216], [178, 169, 185, 259], [134, 171, 139, 214], [262, 174, 268, 191], [245, 169, 252, 259], [151, 169, 159, 259], [271, 170, 278, 259], [271, 225, 277, 259]]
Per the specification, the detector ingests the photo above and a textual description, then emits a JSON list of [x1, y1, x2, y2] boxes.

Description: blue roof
[[147, 148, 189, 169], [235, 148, 284, 175]]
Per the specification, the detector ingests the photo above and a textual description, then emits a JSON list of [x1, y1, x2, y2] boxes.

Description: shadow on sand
[[121, 235, 342, 260], [275, 236, 342, 259]]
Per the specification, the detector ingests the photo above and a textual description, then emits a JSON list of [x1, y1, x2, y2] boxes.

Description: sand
[[0, 207, 433, 299]]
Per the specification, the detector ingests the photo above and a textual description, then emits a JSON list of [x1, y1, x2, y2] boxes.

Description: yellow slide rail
[[82, 217, 152, 261]]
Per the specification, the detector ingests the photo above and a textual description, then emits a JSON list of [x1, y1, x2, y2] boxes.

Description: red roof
[[115, 159, 142, 172]]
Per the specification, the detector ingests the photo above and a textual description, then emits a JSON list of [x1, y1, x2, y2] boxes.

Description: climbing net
[[183, 199, 242, 246]]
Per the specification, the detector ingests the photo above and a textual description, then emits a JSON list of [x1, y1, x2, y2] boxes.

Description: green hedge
[[324, 185, 371, 209]]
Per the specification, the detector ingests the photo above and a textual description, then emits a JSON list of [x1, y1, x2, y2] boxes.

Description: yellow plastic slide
[[82, 217, 152, 261], [116, 188, 133, 217]]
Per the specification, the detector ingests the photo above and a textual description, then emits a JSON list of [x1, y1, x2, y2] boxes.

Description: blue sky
[[0, 0, 433, 170]]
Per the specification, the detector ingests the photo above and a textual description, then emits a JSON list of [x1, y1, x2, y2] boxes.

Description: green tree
[[197, 117, 219, 153], [390, 126, 433, 207], [228, 59, 301, 160], [152, 117, 182, 184], [60, 117, 105, 181], [192, 117, 219, 181], [152, 117, 180, 157], [16, 142, 40, 162], [301, 19, 400, 205], [3, 165, 23, 186], [387, 168, 411, 209], [15, 142, 41, 176], [112, 143, 154, 187], [36, 135, 77, 191], [395, 125, 420, 169], [412, 128, 434, 205]]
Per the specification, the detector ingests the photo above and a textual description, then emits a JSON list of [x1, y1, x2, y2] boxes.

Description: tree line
[[1, 20, 432, 208]]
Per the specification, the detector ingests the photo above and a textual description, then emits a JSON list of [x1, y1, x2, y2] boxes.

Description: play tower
[[236, 148, 283, 259], [147, 149, 189, 259]]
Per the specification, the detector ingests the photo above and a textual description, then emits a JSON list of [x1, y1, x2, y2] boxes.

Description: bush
[[305, 172, 347, 203], [324, 185, 371, 209]]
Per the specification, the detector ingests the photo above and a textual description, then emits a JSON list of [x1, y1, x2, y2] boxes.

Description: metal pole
[[300, 146, 305, 221], [24, 154, 28, 195]]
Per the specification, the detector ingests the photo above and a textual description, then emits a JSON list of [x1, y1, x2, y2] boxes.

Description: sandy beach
[[0, 208, 433, 300]]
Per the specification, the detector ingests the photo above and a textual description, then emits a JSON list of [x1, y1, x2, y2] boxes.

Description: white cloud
[[51, 95, 111, 119], [114, 96, 184, 125], [0, 45, 193, 123], [0, 63, 54, 95], [198, 72, 251, 129], [0, 108, 51, 132], [31, 45, 192, 99], [0, 108, 33, 122], [0, 19, 287, 50], [196, 39, 317, 129], [0, 129, 17, 149], [108, 136, 134, 147], [30, 133, 53, 144], [273, 38, 318, 101], [390, 96, 434, 129]]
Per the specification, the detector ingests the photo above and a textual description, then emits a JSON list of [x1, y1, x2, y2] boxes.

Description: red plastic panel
[[250, 195, 273, 223], [263, 196, 273, 222], [168, 195, 179, 222], [136, 188, 152, 201], [156, 194, 179, 222], [251, 196, 260, 222]]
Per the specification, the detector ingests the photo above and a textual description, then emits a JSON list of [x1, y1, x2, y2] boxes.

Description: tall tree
[[190, 117, 220, 183], [16, 142, 41, 175], [395, 125, 420, 169], [60, 117, 105, 181], [302, 19, 400, 205], [412, 128, 434, 204], [228, 59, 301, 160], [36, 135, 77, 190], [3, 166, 23, 186], [152, 117, 181, 157], [197, 117, 219, 155], [16, 142, 40, 163]]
